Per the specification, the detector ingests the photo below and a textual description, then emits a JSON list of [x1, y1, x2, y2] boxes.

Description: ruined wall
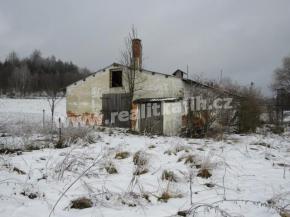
[[66, 65, 186, 126], [66, 66, 125, 125], [133, 71, 185, 100]]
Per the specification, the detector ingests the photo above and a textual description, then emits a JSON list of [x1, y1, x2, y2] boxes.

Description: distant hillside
[[0, 50, 91, 97]]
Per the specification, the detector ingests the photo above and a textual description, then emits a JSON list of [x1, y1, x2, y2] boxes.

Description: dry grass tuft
[[280, 211, 290, 217], [178, 154, 195, 164], [115, 151, 130, 159], [157, 191, 182, 203], [133, 151, 148, 166], [148, 144, 156, 149], [105, 162, 118, 174], [133, 167, 148, 176], [197, 168, 212, 179], [161, 170, 178, 182], [20, 191, 38, 199], [164, 144, 192, 156], [132, 150, 149, 176], [13, 166, 26, 175], [70, 197, 93, 209], [61, 127, 98, 145]]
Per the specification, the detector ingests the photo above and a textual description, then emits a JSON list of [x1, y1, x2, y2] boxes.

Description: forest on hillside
[[0, 50, 90, 97]]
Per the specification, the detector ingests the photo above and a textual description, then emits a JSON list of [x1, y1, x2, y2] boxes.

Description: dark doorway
[[102, 93, 130, 128], [139, 102, 163, 135]]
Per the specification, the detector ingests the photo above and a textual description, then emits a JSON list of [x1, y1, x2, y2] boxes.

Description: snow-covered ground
[[0, 98, 290, 217], [0, 98, 66, 124]]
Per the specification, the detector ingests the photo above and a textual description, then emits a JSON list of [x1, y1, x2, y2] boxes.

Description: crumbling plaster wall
[[67, 66, 186, 117]]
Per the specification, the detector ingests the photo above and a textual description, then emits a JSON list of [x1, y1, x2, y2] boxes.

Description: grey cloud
[[1, 0, 290, 95]]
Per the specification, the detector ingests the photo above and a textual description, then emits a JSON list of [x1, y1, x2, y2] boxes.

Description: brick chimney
[[132, 38, 142, 70]]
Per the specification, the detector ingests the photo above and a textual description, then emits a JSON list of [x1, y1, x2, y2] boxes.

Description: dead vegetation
[[178, 154, 196, 164], [204, 183, 215, 188], [133, 150, 148, 166], [132, 150, 149, 176], [119, 192, 150, 207], [0, 148, 22, 155], [1, 160, 26, 175], [104, 161, 118, 174], [115, 151, 130, 159], [251, 141, 271, 148], [197, 168, 212, 178], [280, 211, 290, 217], [1, 117, 289, 217], [157, 190, 182, 203], [133, 167, 148, 175], [20, 191, 38, 199], [148, 144, 156, 149], [161, 170, 178, 182], [70, 197, 93, 209], [164, 144, 192, 156], [61, 127, 98, 145], [13, 166, 26, 175]]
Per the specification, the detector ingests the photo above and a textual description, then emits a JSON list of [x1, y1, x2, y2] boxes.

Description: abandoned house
[[66, 39, 236, 136]]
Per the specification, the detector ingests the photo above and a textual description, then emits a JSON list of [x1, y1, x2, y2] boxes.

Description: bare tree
[[272, 56, 290, 93], [45, 75, 65, 131], [10, 63, 31, 95], [6, 51, 19, 65], [120, 26, 146, 129], [237, 83, 263, 133]]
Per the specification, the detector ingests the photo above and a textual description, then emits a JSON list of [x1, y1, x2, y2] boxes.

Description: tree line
[[0, 50, 90, 97]]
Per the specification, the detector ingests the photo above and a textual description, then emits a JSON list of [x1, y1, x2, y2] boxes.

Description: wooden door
[[139, 102, 163, 135], [102, 93, 130, 128]]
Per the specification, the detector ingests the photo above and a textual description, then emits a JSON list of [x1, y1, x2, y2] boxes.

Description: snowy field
[[0, 98, 66, 124], [0, 98, 290, 217]]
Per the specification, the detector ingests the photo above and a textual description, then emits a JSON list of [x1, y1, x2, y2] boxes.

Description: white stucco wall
[[66, 65, 186, 116]]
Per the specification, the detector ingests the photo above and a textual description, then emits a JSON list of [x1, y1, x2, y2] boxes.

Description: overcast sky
[[1, 0, 290, 95]]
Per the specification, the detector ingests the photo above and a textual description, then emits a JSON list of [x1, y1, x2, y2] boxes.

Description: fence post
[[43, 109, 45, 128], [58, 117, 62, 142]]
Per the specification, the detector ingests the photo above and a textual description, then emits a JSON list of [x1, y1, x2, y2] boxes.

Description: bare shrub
[[238, 85, 263, 133], [206, 126, 224, 141], [61, 127, 97, 145], [53, 149, 99, 180], [49, 153, 103, 217]]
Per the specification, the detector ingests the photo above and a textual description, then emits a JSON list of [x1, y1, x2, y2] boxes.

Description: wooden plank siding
[[139, 102, 163, 135], [102, 93, 131, 128]]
